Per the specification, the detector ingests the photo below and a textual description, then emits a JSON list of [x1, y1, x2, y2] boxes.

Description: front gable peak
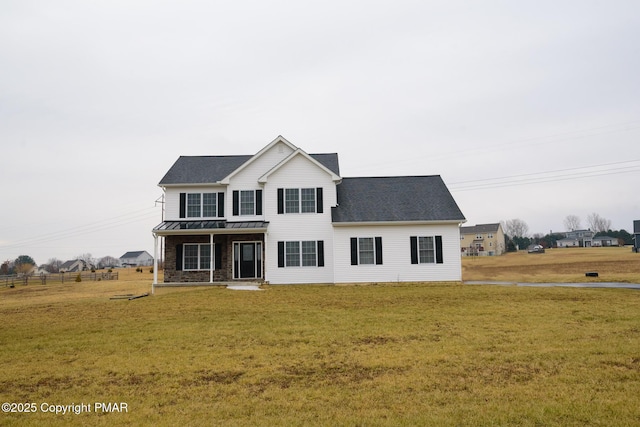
[[219, 135, 297, 184], [258, 148, 342, 184]]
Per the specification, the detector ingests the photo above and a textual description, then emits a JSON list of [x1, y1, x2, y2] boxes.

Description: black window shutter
[[277, 242, 285, 268], [232, 191, 239, 216], [217, 193, 224, 217], [316, 187, 323, 213], [179, 193, 186, 218], [410, 236, 419, 264], [256, 190, 262, 215], [214, 243, 222, 270], [435, 235, 444, 264], [350, 238, 358, 265], [375, 237, 383, 265], [176, 244, 183, 271], [317, 241, 325, 267], [277, 189, 284, 214]]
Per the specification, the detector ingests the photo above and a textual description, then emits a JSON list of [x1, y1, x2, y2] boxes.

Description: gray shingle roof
[[159, 153, 340, 185], [120, 251, 148, 259], [461, 223, 501, 234], [331, 176, 465, 223]]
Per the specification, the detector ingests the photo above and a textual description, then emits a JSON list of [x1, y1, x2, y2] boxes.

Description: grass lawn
[[1, 256, 640, 426], [463, 246, 640, 283]]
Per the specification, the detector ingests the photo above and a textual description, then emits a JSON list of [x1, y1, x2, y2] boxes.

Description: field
[[1, 251, 640, 426], [463, 246, 640, 283]]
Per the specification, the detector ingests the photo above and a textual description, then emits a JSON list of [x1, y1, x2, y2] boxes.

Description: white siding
[[332, 224, 462, 283], [263, 154, 337, 284], [227, 141, 295, 222]]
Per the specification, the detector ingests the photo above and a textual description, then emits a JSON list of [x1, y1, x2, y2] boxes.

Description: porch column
[[210, 233, 214, 283], [152, 233, 158, 293]]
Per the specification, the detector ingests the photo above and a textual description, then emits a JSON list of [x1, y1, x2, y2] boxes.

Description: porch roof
[[153, 220, 269, 235]]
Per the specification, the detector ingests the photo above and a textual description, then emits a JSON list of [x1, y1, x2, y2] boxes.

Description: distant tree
[[563, 215, 581, 231], [586, 213, 611, 233], [538, 232, 565, 248], [15, 255, 35, 265], [75, 253, 96, 269], [98, 256, 119, 269], [47, 258, 63, 273], [1, 261, 10, 275], [502, 219, 530, 238]]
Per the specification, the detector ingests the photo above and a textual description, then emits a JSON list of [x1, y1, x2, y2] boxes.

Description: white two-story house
[[152, 136, 466, 285]]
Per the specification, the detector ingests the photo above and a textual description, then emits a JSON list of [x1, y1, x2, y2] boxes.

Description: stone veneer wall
[[164, 234, 264, 282]]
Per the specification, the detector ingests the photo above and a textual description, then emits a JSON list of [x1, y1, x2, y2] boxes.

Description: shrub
[[149, 268, 154, 274], [75, 274, 82, 282]]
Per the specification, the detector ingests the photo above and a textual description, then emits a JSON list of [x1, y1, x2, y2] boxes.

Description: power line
[[448, 160, 640, 192]]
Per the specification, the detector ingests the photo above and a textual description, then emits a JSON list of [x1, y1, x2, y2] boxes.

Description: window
[[232, 190, 262, 216], [202, 193, 217, 217], [240, 191, 255, 215], [350, 237, 383, 265], [359, 238, 375, 265], [187, 194, 201, 218], [285, 241, 300, 266], [418, 236, 435, 263], [301, 189, 316, 213], [180, 192, 222, 218], [277, 188, 323, 214], [183, 243, 213, 270], [285, 189, 299, 213], [301, 241, 317, 266], [278, 241, 325, 268], [410, 236, 443, 265]]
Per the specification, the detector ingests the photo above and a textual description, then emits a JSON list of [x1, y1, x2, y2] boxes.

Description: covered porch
[[152, 220, 269, 286]]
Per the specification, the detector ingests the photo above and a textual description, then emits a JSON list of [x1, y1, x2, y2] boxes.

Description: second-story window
[[232, 190, 263, 216], [181, 192, 222, 219], [240, 191, 255, 215], [278, 187, 323, 214]]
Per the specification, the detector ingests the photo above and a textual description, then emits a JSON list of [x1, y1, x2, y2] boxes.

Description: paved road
[[464, 281, 640, 289]]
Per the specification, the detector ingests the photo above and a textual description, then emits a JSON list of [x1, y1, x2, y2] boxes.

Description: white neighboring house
[[151, 136, 466, 285], [119, 251, 154, 267], [60, 259, 94, 273]]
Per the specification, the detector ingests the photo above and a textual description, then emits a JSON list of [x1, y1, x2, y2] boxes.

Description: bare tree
[[98, 256, 120, 269], [47, 258, 63, 273], [586, 213, 612, 233], [563, 215, 581, 231], [501, 219, 530, 238]]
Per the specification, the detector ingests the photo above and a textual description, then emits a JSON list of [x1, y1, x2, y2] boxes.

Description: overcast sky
[[2, 1, 639, 265]]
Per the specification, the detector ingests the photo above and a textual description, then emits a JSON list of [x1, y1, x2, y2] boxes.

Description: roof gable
[[219, 135, 297, 184], [158, 136, 340, 186], [332, 176, 465, 223], [258, 149, 341, 183]]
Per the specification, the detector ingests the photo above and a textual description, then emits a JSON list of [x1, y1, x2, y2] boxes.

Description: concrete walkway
[[464, 281, 640, 289]]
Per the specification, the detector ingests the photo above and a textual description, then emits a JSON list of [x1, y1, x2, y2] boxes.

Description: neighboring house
[[634, 220, 640, 252], [151, 136, 466, 285], [459, 223, 505, 256], [561, 229, 594, 247], [592, 236, 619, 247], [60, 259, 94, 273], [120, 251, 154, 267], [556, 237, 580, 248]]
